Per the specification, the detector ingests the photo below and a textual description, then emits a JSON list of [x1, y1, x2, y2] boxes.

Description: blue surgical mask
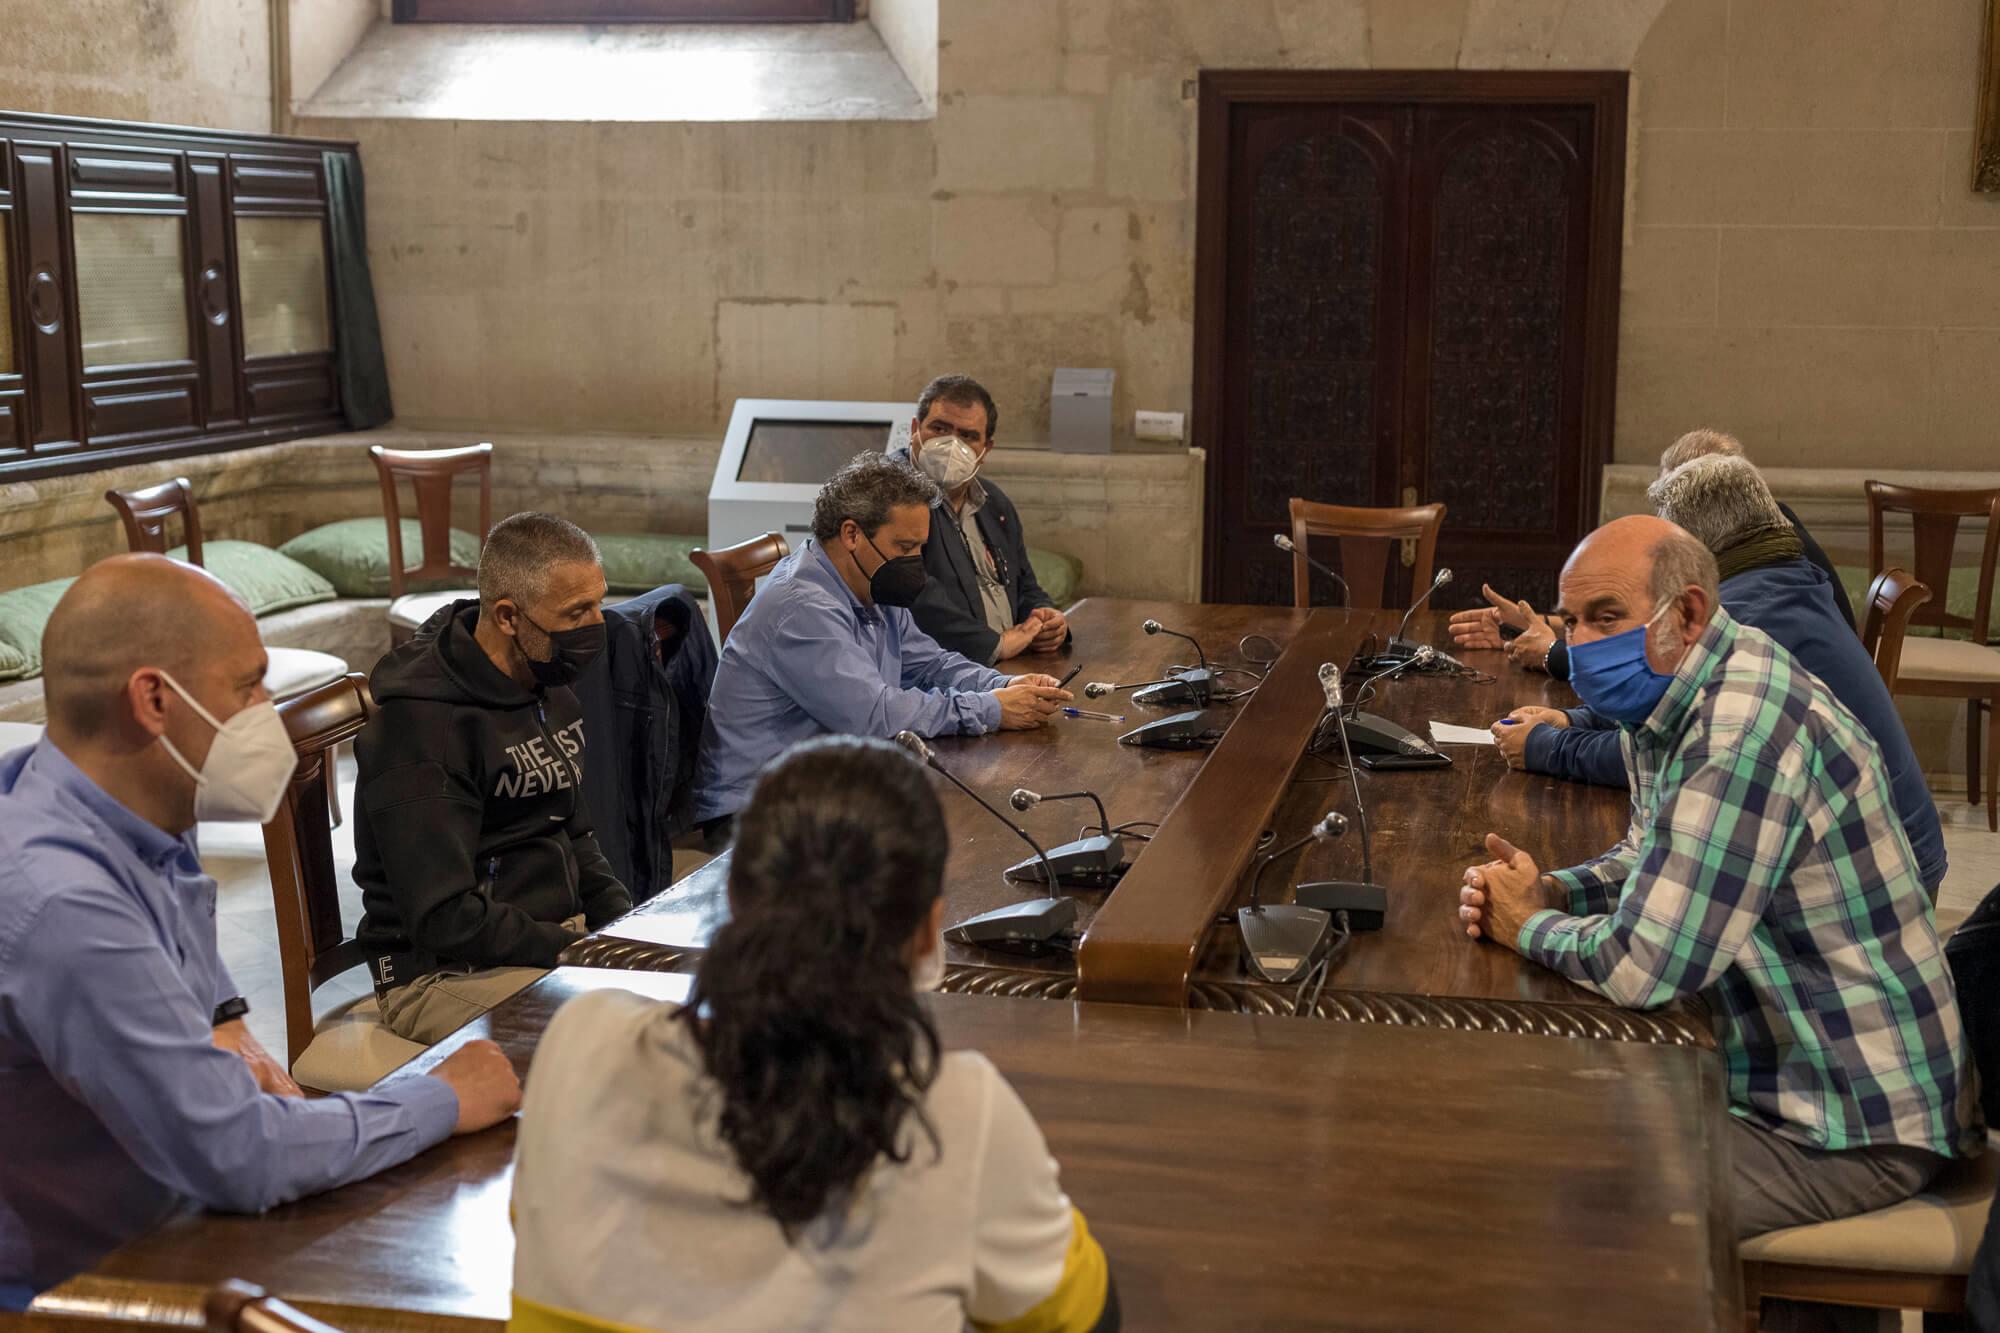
[[1568, 599, 1678, 725]]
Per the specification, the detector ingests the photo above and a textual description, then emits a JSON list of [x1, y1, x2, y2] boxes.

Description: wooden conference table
[[45, 968, 1742, 1332], [568, 598, 1707, 1045]]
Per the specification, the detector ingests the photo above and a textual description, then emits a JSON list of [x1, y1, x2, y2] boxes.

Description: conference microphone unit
[[1118, 710, 1223, 750], [1295, 666, 1391, 926], [1237, 811, 1346, 984], [1002, 787, 1130, 889], [1332, 648, 1451, 770], [892, 731, 1080, 955], [1272, 532, 1350, 607], [1359, 568, 1454, 668], [1134, 618, 1216, 707]]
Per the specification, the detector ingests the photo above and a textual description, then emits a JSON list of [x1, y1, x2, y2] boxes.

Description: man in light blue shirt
[[693, 454, 1072, 824], [0, 555, 522, 1307]]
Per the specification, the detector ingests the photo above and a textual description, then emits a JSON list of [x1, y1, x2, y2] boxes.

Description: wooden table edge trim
[[31, 1277, 501, 1333]]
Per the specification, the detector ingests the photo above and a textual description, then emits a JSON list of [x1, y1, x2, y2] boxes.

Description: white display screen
[[735, 419, 893, 484]]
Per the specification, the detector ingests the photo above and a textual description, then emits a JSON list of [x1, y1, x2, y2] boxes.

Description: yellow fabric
[[973, 1208, 1109, 1333], [511, 1293, 673, 1333]]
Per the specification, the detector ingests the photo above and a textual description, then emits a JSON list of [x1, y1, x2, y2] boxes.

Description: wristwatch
[[212, 995, 250, 1027]]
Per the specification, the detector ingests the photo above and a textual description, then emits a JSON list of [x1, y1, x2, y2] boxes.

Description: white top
[[510, 987, 1104, 1333]]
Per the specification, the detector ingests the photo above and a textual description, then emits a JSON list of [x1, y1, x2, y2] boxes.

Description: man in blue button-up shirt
[[0, 556, 521, 1307], [693, 454, 1072, 825]]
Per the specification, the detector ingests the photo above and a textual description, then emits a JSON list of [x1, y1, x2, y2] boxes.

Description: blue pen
[[1062, 706, 1125, 722], [1496, 719, 1521, 726]]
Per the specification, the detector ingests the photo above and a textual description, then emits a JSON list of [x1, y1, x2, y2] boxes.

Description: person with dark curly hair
[[509, 737, 1119, 1333]]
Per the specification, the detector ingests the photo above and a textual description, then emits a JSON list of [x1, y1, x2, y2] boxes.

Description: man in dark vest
[[891, 374, 1071, 665]]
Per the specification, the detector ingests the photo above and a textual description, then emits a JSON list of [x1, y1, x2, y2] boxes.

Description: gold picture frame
[[1979, 0, 2000, 189]]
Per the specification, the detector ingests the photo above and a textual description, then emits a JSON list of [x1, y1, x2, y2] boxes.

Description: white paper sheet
[[1429, 720, 1498, 747]]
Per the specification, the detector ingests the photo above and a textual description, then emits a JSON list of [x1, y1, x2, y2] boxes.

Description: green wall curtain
[[323, 150, 394, 429]]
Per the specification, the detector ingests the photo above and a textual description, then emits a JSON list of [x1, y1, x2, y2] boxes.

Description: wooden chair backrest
[[1287, 498, 1445, 611], [369, 443, 493, 597], [259, 673, 375, 1071], [206, 1280, 345, 1333], [1865, 481, 2000, 644], [1861, 567, 1933, 694], [105, 477, 204, 566], [691, 532, 790, 643]]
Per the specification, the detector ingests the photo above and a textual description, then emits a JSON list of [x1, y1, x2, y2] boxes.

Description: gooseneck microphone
[[1004, 787, 1129, 888], [1273, 532, 1350, 608], [1388, 567, 1454, 656], [1315, 649, 1450, 770], [1134, 618, 1216, 707], [893, 731, 1080, 953], [1295, 666, 1392, 925], [1238, 811, 1346, 984]]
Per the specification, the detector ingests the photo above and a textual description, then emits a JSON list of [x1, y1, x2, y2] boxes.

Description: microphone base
[[1336, 710, 1449, 767], [944, 896, 1080, 957], [1237, 904, 1333, 984], [1119, 710, 1216, 750], [1132, 668, 1216, 708], [1004, 835, 1127, 889], [1293, 879, 1387, 932]]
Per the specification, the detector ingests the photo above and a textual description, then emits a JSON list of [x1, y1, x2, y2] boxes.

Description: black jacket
[[907, 476, 1061, 664], [574, 584, 716, 903], [352, 600, 631, 971]]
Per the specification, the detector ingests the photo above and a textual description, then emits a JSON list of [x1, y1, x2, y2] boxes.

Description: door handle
[[1400, 486, 1418, 567]]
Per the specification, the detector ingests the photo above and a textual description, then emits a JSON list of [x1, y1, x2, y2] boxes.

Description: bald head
[[43, 554, 263, 741], [1559, 515, 1719, 668]]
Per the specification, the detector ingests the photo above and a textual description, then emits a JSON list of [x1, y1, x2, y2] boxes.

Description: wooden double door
[[1196, 73, 1627, 610]]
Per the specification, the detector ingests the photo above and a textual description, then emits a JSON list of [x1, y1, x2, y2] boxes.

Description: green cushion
[[0, 577, 77, 681], [1835, 564, 1993, 643], [591, 531, 705, 596], [166, 540, 338, 618], [278, 518, 482, 599], [1029, 546, 1082, 607]]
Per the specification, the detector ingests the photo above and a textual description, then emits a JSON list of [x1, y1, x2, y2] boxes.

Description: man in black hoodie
[[353, 512, 632, 1045]]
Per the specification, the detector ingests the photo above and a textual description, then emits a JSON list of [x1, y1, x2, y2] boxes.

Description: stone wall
[[0, 0, 271, 133], [273, 0, 1997, 475], [1618, 0, 2000, 469]]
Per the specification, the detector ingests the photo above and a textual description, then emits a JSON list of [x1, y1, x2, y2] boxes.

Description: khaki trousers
[[378, 915, 584, 1046]]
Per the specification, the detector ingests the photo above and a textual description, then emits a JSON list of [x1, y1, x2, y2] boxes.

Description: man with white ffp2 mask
[[889, 374, 1071, 665], [0, 554, 521, 1308]]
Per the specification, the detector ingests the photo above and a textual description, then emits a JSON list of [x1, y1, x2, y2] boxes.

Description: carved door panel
[[1401, 105, 1598, 613], [1214, 105, 1411, 609], [1199, 75, 1624, 612]]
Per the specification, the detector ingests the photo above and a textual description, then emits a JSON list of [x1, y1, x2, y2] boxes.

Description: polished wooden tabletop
[[566, 599, 1700, 1040], [45, 968, 1741, 1332]]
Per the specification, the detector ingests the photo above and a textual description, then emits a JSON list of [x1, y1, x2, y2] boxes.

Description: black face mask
[[860, 532, 927, 608], [517, 612, 607, 688]]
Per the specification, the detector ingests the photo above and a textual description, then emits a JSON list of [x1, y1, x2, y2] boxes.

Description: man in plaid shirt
[[1458, 515, 1980, 1239]]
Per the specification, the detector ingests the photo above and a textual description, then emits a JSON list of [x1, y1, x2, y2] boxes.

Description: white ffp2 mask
[[915, 436, 982, 490], [156, 672, 298, 824]]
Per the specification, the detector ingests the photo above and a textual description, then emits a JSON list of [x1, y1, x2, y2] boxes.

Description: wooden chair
[[105, 476, 204, 562], [1286, 498, 1445, 611], [1739, 1141, 2000, 1330], [369, 442, 492, 646], [1866, 481, 2000, 831], [691, 532, 789, 643], [205, 1280, 344, 1333], [260, 673, 426, 1092], [1860, 568, 1933, 694]]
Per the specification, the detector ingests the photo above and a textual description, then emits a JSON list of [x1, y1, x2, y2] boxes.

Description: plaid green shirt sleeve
[[1521, 733, 1806, 1010]]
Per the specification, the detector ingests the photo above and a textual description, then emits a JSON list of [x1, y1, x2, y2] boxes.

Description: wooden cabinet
[[0, 113, 355, 480]]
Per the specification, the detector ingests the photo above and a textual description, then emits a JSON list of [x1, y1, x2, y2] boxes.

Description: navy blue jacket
[[1523, 558, 1947, 892], [574, 584, 717, 903]]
